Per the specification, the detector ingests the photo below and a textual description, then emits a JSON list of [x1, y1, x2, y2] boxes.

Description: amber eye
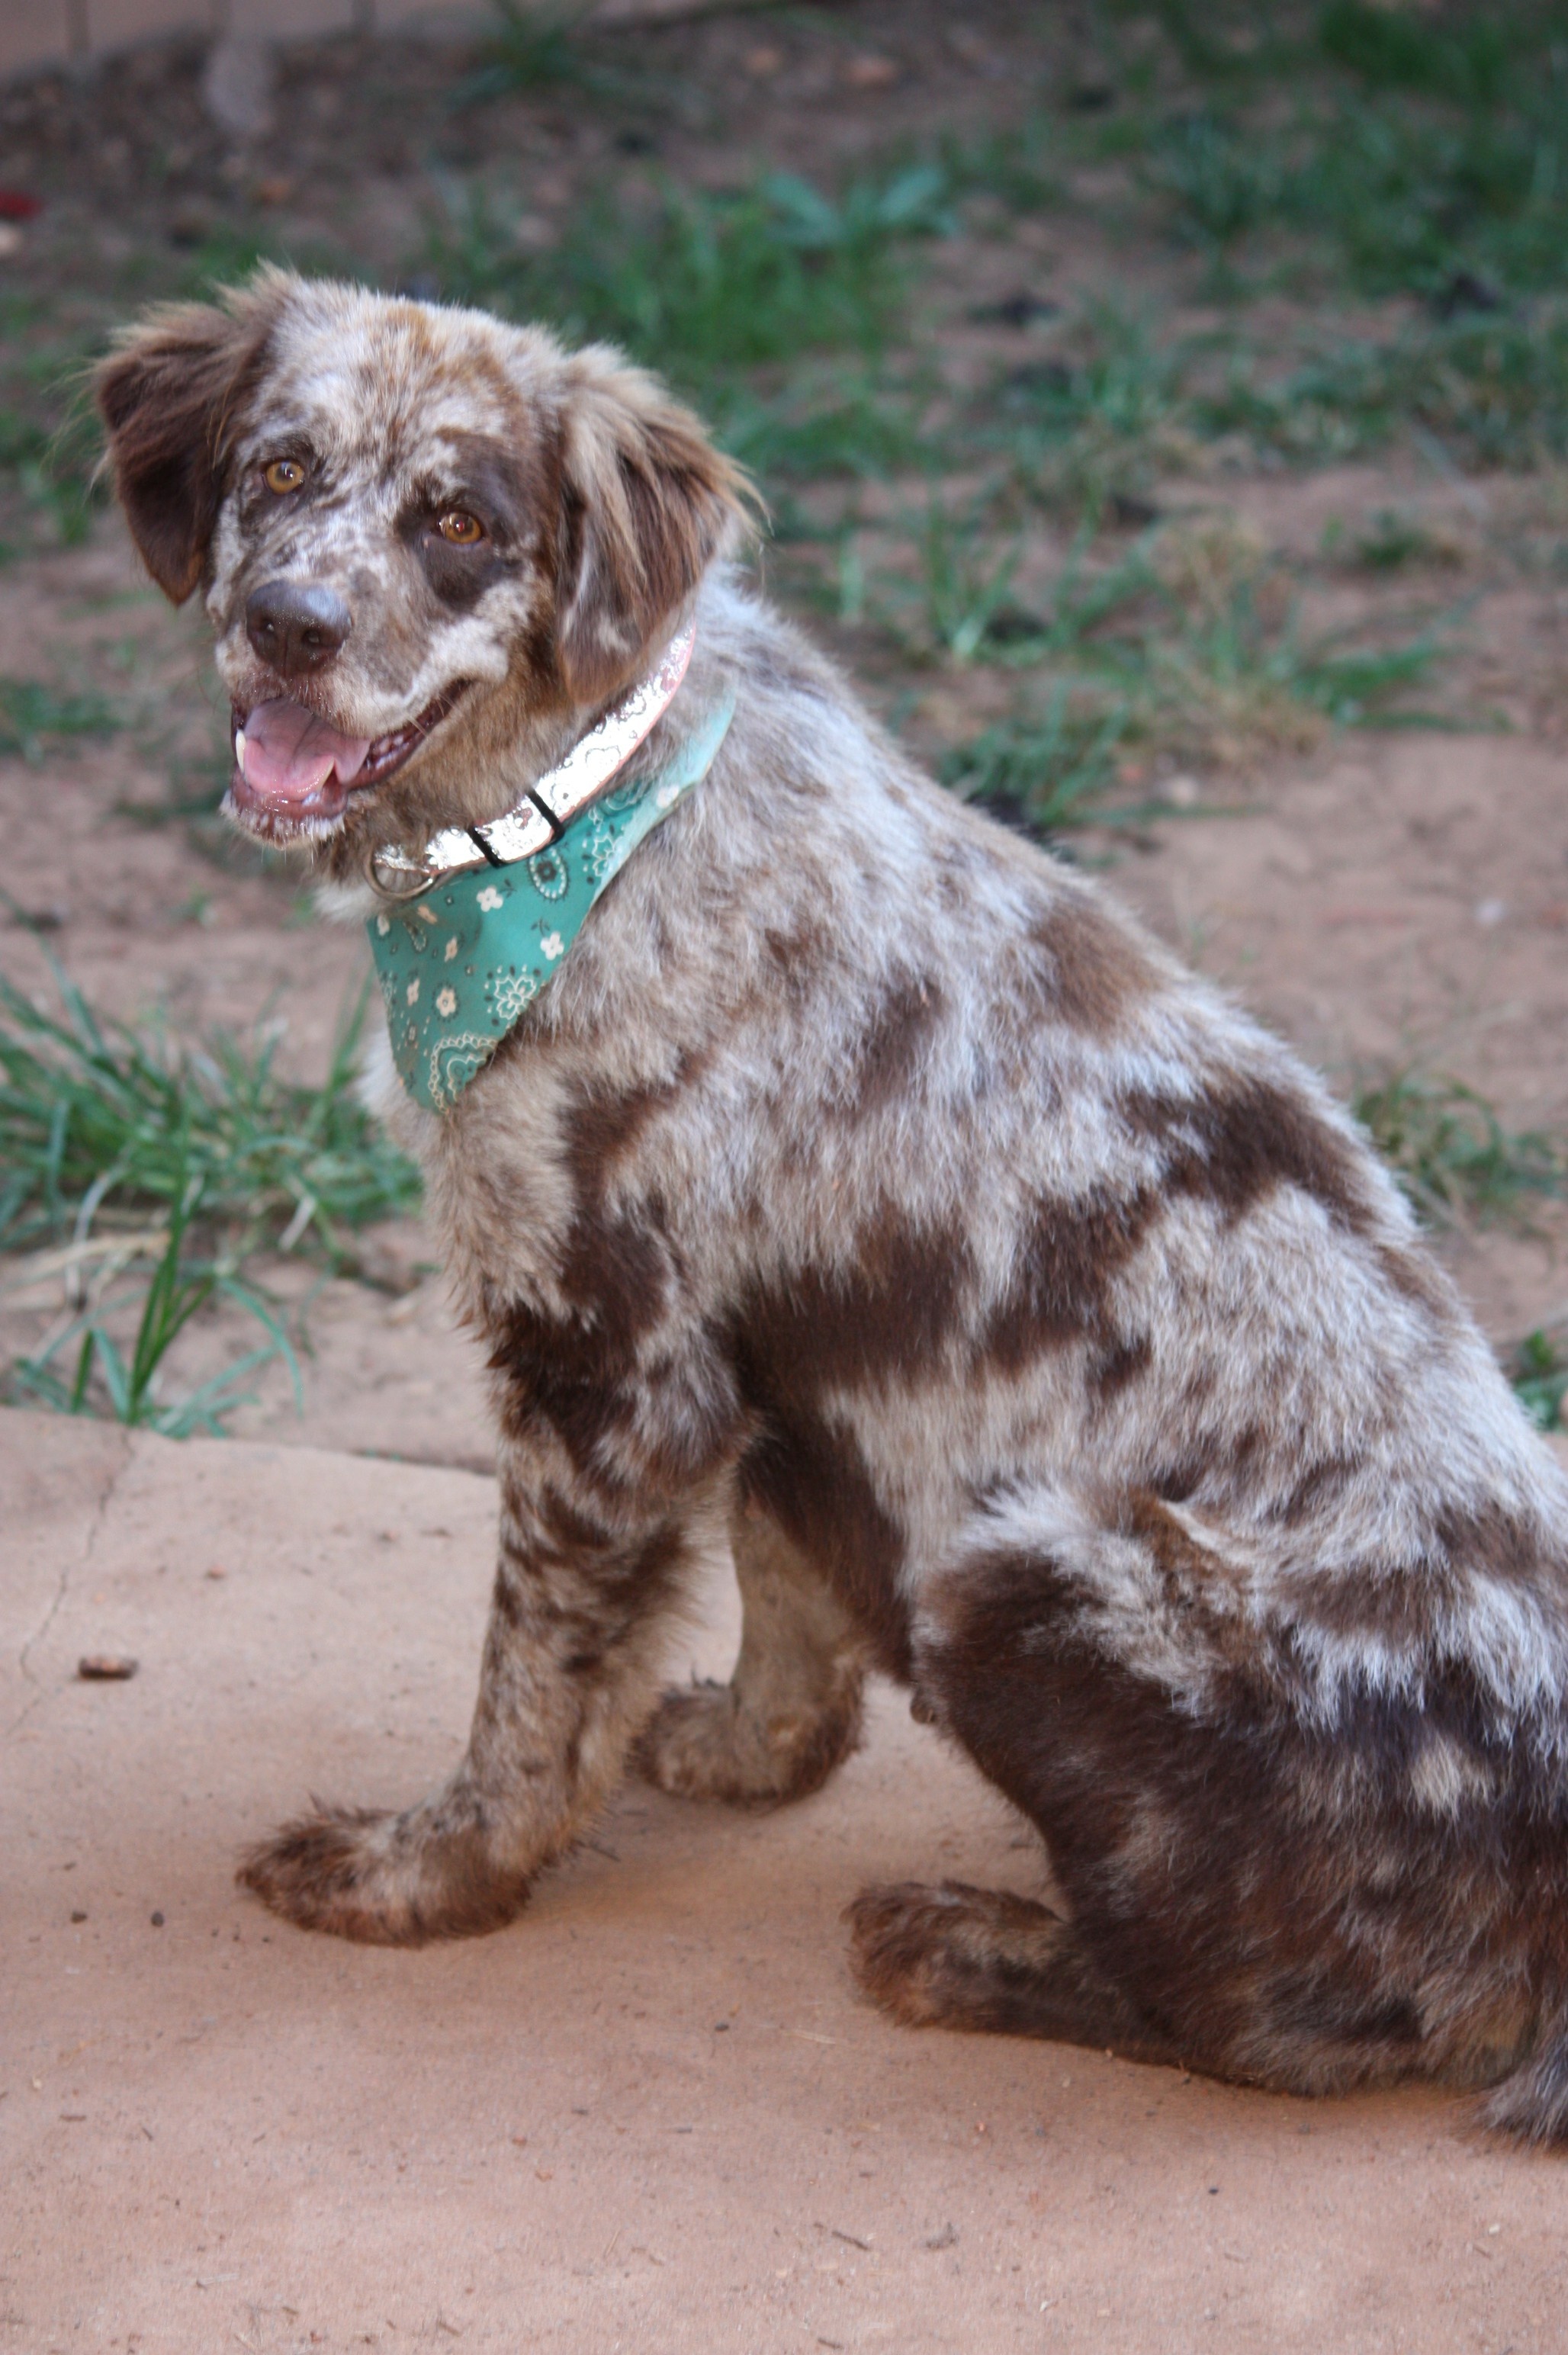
[[264, 458, 307, 495], [435, 510, 484, 546]]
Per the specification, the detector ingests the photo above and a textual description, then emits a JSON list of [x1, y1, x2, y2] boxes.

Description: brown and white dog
[[98, 270, 1568, 2143]]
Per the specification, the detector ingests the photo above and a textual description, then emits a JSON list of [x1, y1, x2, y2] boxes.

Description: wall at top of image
[[0, 0, 495, 81], [0, 0, 692, 81]]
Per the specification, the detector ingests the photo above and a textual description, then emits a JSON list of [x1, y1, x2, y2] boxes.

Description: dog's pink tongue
[[240, 698, 371, 805]]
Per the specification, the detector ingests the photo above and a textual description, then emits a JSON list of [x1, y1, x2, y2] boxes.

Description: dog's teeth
[[234, 727, 247, 769]]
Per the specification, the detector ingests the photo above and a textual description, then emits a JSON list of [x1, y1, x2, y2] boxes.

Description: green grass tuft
[[1319, 2, 1514, 109], [427, 165, 950, 391], [451, 0, 673, 114], [940, 692, 1135, 840], [0, 678, 119, 763], [1511, 1328, 1567, 1434], [0, 960, 420, 1264], [1354, 1071, 1566, 1226], [0, 962, 423, 1434]]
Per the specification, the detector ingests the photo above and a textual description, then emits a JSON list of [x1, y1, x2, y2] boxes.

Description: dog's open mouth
[[226, 683, 468, 839]]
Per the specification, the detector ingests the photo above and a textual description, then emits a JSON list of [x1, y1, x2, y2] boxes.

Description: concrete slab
[[5, 1406, 1568, 2353]]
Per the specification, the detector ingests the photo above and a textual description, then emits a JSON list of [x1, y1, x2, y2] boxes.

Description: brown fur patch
[[840, 973, 943, 1120], [553, 358, 758, 705], [1122, 1072, 1374, 1234], [1025, 893, 1155, 1037], [982, 1187, 1158, 1373], [95, 276, 286, 602]]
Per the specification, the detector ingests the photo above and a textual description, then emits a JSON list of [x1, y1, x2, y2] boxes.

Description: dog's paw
[[847, 1879, 1069, 2028], [633, 1679, 860, 1807], [845, 1881, 972, 2025], [237, 1801, 527, 1945]]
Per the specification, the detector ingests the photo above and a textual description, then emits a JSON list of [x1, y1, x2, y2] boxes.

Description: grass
[[990, 294, 1568, 485], [939, 692, 1136, 840], [863, 506, 1447, 796], [991, 304, 1193, 513], [1118, 2, 1568, 307], [1202, 313, 1568, 469], [1512, 1328, 1567, 1434], [9, 1161, 301, 1438], [0, 962, 420, 1261], [1353, 1070, 1567, 1227], [0, 962, 423, 1432], [0, 297, 111, 551], [423, 161, 953, 480], [451, 0, 679, 116], [0, 678, 119, 763], [427, 165, 952, 379]]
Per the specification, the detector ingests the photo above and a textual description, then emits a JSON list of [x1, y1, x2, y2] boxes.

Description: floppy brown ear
[[554, 349, 758, 705], [95, 275, 286, 604]]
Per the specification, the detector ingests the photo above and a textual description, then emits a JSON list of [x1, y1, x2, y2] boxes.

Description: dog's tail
[[1480, 1996, 1568, 2147]]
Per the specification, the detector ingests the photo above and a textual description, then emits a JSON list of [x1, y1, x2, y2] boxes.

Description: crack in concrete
[[8, 1427, 134, 1740]]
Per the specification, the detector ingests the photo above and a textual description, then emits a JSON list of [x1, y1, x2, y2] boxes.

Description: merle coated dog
[[96, 269, 1568, 2143]]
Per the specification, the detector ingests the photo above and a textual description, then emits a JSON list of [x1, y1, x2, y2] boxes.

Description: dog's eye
[[435, 511, 485, 547], [264, 458, 307, 495]]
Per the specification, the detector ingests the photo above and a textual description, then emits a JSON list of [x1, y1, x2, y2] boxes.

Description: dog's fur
[[98, 273, 1568, 2144]]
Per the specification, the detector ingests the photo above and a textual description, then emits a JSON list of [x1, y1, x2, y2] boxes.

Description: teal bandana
[[368, 689, 735, 1113]]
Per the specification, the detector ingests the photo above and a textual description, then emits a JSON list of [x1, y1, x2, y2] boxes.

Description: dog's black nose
[[246, 580, 352, 678]]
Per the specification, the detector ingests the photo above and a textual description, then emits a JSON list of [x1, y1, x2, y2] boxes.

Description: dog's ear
[[95, 275, 285, 604], [554, 349, 757, 705]]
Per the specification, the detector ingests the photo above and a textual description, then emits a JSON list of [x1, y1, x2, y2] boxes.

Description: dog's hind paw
[[846, 1878, 1172, 2060], [237, 1799, 529, 1945]]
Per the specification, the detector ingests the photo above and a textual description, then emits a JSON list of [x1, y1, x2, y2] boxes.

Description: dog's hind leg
[[634, 1505, 866, 1807], [1481, 1998, 1568, 2148], [847, 1880, 1180, 2065], [853, 1485, 1515, 2100]]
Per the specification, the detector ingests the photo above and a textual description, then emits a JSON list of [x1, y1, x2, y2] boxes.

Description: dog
[[97, 269, 1568, 2144]]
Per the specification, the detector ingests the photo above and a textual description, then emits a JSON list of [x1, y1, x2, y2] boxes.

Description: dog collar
[[369, 621, 696, 897], [367, 683, 735, 1113]]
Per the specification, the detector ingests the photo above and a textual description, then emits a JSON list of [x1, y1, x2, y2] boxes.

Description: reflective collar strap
[[371, 621, 697, 896]]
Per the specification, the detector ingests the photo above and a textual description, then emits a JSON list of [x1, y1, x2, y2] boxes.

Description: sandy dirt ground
[[7, 1406, 1568, 2355]]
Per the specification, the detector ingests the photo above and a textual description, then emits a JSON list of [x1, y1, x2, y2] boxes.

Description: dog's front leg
[[239, 1453, 727, 1945]]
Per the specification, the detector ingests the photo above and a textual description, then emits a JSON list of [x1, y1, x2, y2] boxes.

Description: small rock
[[166, 207, 216, 251], [970, 291, 1062, 329], [70, 1910, 86, 1923], [149, 1911, 165, 1927], [201, 36, 275, 143], [1474, 898, 1509, 927], [1162, 774, 1203, 809], [1435, 269, 1502, 322], [923, 2223, 959, 2250], [77, 1655, 137, 1682]]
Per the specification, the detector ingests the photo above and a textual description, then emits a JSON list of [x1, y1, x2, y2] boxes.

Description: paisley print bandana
[[367, 689, 736, 1113]]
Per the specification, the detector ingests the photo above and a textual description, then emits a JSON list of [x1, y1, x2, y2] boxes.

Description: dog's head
[[96, 268, 752, 869]]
